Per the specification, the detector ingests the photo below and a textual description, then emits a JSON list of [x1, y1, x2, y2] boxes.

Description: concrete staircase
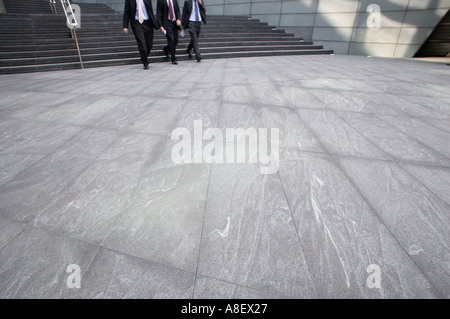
[[0, 0, 333, 74]]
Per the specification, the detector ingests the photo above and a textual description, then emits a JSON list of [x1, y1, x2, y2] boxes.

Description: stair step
[[0, 49, 333, 74], [0, 45, 326, 66], [0, 41, 314, 57], [0, 35, 301, 46], [0, 24, 278, 31], [0, 40, 313, 54]]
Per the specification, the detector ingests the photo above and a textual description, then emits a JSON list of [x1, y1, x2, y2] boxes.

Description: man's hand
[[176, 19, 181, 27], [160, 26, 165, 33], [123, 28, 128, 34], [198, 0, 202, 4]]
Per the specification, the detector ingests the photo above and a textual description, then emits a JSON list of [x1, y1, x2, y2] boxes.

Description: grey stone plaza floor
[[0, 55, 449, 299]]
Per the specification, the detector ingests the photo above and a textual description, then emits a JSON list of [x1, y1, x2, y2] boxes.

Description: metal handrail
[[60, 0, 79, 29], [59, 0, 84, 69], [49, 0, 57, 14]]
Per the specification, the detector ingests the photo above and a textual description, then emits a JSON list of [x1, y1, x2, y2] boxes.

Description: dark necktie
[[194, 0, 199, 21], [169, 0, 174, 21]]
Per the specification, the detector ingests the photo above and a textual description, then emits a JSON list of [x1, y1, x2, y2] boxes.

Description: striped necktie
[[169, 0, 175, 21]]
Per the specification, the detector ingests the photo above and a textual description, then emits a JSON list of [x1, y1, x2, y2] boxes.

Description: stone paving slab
[[0, 55, 449, 298]]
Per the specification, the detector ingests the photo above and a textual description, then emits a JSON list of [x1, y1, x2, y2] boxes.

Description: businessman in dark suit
[[123, 0, 158, 69], [182, 0, 206, 62], [156, 0, 181, 65]]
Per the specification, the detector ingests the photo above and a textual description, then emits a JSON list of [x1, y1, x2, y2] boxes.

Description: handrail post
[[60, 0, 83, 69], [72, 28, 83, 69]]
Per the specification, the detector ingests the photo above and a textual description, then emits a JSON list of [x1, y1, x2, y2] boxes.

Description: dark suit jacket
[[156, 0, 181, 29], [182, 0, 206, 29], [123, 0, 158, 29]]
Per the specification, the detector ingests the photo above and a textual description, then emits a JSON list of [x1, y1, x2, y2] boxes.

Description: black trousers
[[131, 20, 154, 65], [187, 21, 201, 59], [164, 21, 179, 62]]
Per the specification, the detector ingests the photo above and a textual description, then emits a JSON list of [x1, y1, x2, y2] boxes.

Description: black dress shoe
[[186, 49, 192, 58], [172, 60, 178, 65], [196, 56, 202, 63], [143, 63, 149, 69]]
